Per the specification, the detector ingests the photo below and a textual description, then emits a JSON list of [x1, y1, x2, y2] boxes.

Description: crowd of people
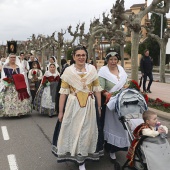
[[0, 46, 169, 170], [0, 52, 60, 117]]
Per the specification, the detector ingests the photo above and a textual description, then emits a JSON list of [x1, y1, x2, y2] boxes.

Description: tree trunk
[[131, 31, 140, 81], [120, 44, 124, 68], [92, 48, 97, 68], [87, 36, 95, 61], [57, 48, 61, 71], [159, 42, 166, 82], [42, 48, 46, 71]]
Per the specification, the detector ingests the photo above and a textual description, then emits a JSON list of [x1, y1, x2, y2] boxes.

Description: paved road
[[0, 111, 170, 170]]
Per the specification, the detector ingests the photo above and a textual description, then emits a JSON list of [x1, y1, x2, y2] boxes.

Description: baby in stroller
[[126, 110, 170, 170]]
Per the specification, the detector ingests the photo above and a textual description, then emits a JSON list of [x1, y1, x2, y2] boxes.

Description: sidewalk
[[146, 81, 170, 120], [147, 81, 170, 103]]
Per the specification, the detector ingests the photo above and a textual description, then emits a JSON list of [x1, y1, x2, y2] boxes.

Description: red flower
[[3, 77, 13, 83], [3, 78, 9, 81], [33, 71, 36, 75], [155, 98, 163, 103], [143, 94, 149, 104], [128, 80, 140, 91], [163, 103, 170, 108]]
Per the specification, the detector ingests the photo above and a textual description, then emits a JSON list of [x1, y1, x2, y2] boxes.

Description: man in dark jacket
[[140, 49, 153, 93]]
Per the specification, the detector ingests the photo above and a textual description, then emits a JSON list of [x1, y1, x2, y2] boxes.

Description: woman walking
[[0, 54, 31, 117], [52, 45, 103, 170]]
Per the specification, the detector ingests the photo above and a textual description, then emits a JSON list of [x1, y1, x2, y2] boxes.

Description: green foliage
[[150, 13, 167, 36], [124, 41, 131, 56], [138, 13, 168, 66], [66, 48, 73, 60], [139, 38, 160, 66]]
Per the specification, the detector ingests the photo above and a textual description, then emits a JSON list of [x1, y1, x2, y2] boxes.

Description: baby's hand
[[158, 127, 166, 134]]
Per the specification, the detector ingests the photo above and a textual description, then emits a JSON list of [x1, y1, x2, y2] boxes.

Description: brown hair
[[142, 110, 157, 123], [49, 63, 56, 67], [32, 61, 38, 68], [144, 49, 149, 53]]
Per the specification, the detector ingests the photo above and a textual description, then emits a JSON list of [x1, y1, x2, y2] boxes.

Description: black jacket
[[140, 56, 153, 74]]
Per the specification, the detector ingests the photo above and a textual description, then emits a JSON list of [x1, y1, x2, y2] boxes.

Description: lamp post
[[157, 13, 163, 80]]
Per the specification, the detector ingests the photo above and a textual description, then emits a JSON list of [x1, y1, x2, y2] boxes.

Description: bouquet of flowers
[[33, 70, 36, 75], [42, 80, 50, 87], [3, 77, 13, 86], [126, 80, 140, 91], [32, 70, 39, 82]]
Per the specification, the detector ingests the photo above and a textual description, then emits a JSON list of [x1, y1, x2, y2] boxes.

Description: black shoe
[[143, 90, 147, 93], [147, 90, 152, 93]]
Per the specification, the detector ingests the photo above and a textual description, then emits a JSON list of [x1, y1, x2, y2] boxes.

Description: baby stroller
[[115, 88, 170, 170], [115, 88, 147, 170]]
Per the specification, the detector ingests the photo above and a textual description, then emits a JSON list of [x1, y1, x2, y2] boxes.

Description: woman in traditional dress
[[34, 63, 60, 117], [46, 56, 60, 73], [98, 51, 130, 169], [28, 61, 42, 104], [52, 45, 103, 170], [0, 53, 31, 117]]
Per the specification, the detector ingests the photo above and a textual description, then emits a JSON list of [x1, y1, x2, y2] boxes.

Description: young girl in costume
[[28, 61, 42, 104], [34, 64, 60, 117]]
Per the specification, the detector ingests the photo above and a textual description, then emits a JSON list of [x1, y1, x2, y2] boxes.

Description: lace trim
[[59, 88, 70, 94], [51, 145, 104, 165], [93, 86, 103, 92], [104, 130, 130, 148]]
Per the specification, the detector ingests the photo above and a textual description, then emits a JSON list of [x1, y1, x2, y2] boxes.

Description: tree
[[124, 41, 131, 56], [111, 0, 170, 81], [67, 48, 73, 60], [144, 8, 170, 82], [149, 13, 167, 66]]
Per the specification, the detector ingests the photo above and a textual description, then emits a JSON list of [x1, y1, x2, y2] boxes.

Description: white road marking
[[7, 154, 19, 170], [1, 126, 10, 140]]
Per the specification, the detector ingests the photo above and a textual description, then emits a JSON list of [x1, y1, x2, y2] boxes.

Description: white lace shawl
[[98, 65, 127, 93], [60, 64, 100, 93], [43, 70, 60, 78]]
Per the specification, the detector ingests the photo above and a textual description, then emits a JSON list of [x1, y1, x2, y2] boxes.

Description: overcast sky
[[0, 0, 170, 44]]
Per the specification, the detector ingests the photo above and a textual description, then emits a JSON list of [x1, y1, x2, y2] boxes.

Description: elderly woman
[[98, 51, 130, 169], [52, 45, 103, 170], [0, 53, 31, 117]]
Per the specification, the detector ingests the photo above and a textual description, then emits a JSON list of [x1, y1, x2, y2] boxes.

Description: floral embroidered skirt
[[0, 85, 32, 117], [34, 86, 57, 116]]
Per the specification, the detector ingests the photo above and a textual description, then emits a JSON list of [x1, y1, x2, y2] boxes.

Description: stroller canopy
[[115, 88, 148, 118]]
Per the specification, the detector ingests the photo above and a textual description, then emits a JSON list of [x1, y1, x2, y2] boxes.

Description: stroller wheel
[[134, 162, 145, 170], [114, 161, 121, 170]]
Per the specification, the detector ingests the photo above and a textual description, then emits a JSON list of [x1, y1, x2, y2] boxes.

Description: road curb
[[149, 107, 170, 120]]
